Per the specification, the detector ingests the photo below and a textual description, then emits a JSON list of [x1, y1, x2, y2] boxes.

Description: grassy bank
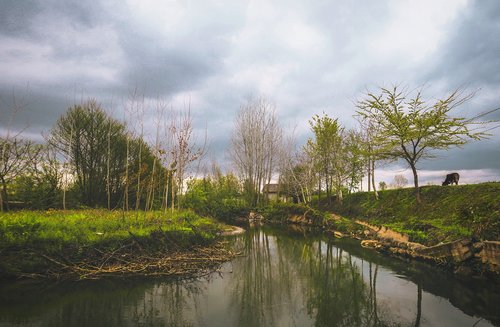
[[257, 202, 365, 236], [0, 210, 232, 280], [325, 182, 500, 245]]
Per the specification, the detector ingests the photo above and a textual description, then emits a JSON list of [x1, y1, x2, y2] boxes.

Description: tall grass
[[0, 209, 221, 251]]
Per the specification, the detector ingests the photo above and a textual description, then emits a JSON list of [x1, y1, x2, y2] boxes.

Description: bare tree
[[277, 129, 309, 203], [230, 97, 282, 206], [391, 174, 408, 189], [0, 91, 40, 211], [0, 137, 40, 211], [171, 107, 206, 210]]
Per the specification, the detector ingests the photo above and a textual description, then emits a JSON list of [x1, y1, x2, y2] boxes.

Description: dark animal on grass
[[442, 173, 460, 186]]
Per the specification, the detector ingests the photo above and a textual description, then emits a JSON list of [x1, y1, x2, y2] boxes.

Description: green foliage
[[0, 209, 225, 277], [0, 209, 221, 251], [356, 86, 491, 201], [47, 99, 164, 209], [183, 175, 250, 222], [259, 202, 328, 225], [328, 182, 500, 245]]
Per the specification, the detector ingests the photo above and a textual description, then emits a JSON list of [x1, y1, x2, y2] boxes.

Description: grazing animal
[[442, 173, 460, 186]]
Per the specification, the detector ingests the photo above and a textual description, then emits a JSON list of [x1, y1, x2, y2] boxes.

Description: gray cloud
[[0, 0, 499, 178], [422, 0, 500, 87]]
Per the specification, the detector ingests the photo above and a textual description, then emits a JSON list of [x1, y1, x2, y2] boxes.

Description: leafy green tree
[[49, 99, 162, 209], [356, 86, 489, 203], [49, 99, 127, 207], [344, 129, 365, 193], [306, 114, 350, 203]]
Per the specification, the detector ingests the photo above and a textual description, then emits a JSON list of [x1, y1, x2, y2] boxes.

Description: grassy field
[[326, 182, 500, 245], [0, 210, 229, 279]]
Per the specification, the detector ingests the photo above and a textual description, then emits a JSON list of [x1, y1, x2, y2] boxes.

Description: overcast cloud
[[1, 0, 499, 185]]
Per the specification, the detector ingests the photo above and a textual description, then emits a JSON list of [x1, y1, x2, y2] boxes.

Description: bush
[[259, 202, 328, 225], [183, 176, 250, 222]]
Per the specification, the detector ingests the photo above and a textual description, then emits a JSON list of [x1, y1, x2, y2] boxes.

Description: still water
[[0, 226, 498, 327]]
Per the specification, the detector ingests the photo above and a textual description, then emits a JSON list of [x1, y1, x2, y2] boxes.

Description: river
[[0, 225, 498, 326]]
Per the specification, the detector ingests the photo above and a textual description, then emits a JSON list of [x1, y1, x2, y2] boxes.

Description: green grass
[[0, 209, 222, 251], [326, 182, 500, 245], [0, 209, 226, 278]]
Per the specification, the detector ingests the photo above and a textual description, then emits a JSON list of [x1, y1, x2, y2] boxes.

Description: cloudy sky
[[1, 0, 499, 186]]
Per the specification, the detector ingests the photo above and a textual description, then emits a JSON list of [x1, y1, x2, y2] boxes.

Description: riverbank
[[249, 196, 499, 277], [0, 210, 237, 280], [325, 182, 500, 245], [323, 183, 500, 275]]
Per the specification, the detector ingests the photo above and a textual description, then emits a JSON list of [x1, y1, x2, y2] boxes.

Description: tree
[[378, 181, 387, 191], [49, 99, 129, 208], [0, 138, 40, 211], [0, 89, 40, 211], [356, 86, 489, 203], [391, 174, 408, 189], [12, 144, 62, 209], [344, 129, 365, 194], [306, 113, 350, 203], [230, 97, 282, 206]]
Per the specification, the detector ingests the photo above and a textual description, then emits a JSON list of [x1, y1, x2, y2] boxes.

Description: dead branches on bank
[[19, 241, 237, 281]]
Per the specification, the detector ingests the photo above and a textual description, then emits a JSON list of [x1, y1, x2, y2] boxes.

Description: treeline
[[1, 97, 203, 211], [1, 85, 493, 212], [227, 87, 492, 207]]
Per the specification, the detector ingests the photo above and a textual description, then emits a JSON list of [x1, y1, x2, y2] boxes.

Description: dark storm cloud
[[0, 0, 244, 137], [0, 0, 104, 38], [423, 0, 500, 87], [416, 0, 500, 172]]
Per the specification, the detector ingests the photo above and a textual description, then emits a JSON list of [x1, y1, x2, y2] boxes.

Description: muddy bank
[[1, 236, 238, 281], [250, 208, 499, 277], [357, 221, 499, 276]]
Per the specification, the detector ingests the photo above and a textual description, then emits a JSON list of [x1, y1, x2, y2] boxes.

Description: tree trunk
[[106, 123, 111, 210], [410, 163, 421, 204], [164, 170, 169, 214], [135, 141, 142, 211], [0, 177, 9, 212], [371, 159, 378, 200], [367, 157, 371, 192], [171, 171, 175, 213], [318, 177, 321, 206], [124, 137, 129, 211], [0, 183, 4, 212]]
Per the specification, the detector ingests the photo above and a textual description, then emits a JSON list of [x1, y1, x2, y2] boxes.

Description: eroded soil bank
[[250, 207, 499, 277]]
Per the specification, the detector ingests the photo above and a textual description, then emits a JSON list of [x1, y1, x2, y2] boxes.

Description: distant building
[[262, 183, 288, 202]]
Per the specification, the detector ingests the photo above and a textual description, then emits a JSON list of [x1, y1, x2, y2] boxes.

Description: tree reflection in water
[[227, 227, 417, 327]]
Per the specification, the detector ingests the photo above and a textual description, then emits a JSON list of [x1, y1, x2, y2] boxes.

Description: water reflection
[[0, 226, 498, 327], [229, 227, 412, 327]]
